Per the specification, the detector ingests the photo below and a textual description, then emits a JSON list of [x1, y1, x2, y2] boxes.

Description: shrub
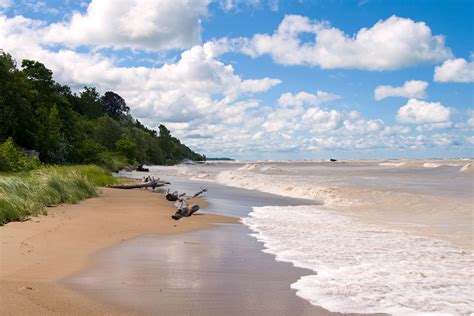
[[96, 151, 128, 172], [0, 137, 41, 172]]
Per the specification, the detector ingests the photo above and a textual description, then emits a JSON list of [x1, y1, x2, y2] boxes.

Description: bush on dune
[[0, 165, 120, 225], [0, 137, 41, 172]]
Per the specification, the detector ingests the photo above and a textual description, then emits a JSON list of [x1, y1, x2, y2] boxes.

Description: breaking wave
[[215, 169, 346, 206], [243, 205, 474, 315]]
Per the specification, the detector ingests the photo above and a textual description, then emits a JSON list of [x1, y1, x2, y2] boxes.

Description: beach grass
[[0, 165, 121, 225]]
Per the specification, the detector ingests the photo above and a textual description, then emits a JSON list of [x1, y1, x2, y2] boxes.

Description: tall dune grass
[[0, 165, 120, 225]]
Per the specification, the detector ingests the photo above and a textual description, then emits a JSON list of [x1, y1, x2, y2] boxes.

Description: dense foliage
[[0, 51, 205, 171], [0, 137, 41, 172], [0, 165, 120, 225]]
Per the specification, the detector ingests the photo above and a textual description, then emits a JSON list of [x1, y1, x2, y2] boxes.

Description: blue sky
[[0, 0, 473, 159]]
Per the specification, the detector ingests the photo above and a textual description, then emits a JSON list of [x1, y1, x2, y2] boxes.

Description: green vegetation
[[0, 50, 205, 224], [0, 50, 205, 171], [0, 165, 120, 225], [0, 137, 41, 172]]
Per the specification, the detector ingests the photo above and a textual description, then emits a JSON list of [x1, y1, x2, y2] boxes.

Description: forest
[[0, 50, 205, 172]]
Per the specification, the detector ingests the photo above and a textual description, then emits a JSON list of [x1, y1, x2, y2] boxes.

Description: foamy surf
[[242, 205, 474, 315], [460, 163, 472, 172], [423, 162, 442, 168], [215, 169, 347, 206], [378, 162, 406, 167]]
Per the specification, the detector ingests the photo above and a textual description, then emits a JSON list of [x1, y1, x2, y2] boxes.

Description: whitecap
[[242, 205, 474, 315]]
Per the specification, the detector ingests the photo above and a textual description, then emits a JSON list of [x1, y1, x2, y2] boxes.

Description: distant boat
[[329, 159, 337, 162]]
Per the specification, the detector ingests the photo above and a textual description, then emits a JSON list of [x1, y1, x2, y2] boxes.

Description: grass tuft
[[0, 165, 120, 225]]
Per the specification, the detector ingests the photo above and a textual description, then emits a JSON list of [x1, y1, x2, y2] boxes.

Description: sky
[[0, 0, 473, 160]]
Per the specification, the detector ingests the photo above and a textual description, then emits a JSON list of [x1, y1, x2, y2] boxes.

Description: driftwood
[[136, 165, 149, 172], [172, 205, 200, 220], [107, 180, 170, 190]]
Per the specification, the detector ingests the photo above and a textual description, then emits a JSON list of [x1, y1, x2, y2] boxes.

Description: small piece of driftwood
[[107, 180, 170, 190]]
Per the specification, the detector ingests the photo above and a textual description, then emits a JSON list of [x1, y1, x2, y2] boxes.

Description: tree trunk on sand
[[107, 181, 170, 189]]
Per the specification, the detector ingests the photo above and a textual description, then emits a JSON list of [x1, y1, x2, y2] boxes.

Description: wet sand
[[67, 179, 380, 315], [0, 188, 236, 315], [68, 224, 355, 316]]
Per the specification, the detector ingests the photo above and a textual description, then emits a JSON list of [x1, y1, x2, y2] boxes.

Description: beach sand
[[0, 188, 237, 315], [69, 225, 359, 316]]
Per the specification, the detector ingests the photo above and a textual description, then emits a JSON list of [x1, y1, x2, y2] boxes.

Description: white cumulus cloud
[[396, 99, 452, 130], [278, 90, 340, 107], [43, 0, 210, 51], [434, 56, 474, 83], [241, 15, 452, 70], [455, 109, 474, 130], [374, 80, 428, 100]]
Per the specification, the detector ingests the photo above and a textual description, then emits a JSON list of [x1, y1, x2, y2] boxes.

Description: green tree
[[45, 104, 70, 163], [158, 124, 173, 162], [93, 116, 122, 150], [0, 52, 36, 149], [101, 91, 129, 120], [21, 59, 55, 103], [75, 87, 103, 119], [115, 139, 138, 163]]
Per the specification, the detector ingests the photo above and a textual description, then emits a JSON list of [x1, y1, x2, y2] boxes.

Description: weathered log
[[136, 165, 149, 172], [172, 205, 200, 220], [107, 180, 169, 189]]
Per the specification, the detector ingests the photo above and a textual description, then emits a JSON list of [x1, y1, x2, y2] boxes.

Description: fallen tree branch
[[106, 180, 170, 189]]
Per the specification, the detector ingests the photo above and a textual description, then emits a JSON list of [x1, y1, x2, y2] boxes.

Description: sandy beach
[[0, 187, 237, 315]]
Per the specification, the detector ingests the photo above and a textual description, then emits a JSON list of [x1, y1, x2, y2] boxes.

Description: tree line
[[0, 50, 205, 171]]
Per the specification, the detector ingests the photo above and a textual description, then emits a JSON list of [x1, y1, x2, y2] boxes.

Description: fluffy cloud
[[241, 15, 452, 70], [342, 119, 384, 134], [434, 56, 474, 83], [278, 90, 340, 107], [0, 0, 10, 10], [374, 80, 428, 100], [302, 108, 345, 132], [261, 90, 342, 133], [262, 105, 303, 132], [431, 133, 456, 146], [43, 0, 209, 51], [219, 0, 263, 12], [218, 0, 279, 12], [396, 99, 452, 130], [455, 109, 474, 130]]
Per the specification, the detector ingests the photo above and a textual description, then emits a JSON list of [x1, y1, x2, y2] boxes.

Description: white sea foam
[[260, 165, 284, 172], [378, 162, 406, 167], [460, 163, 472, 172], [242, 205, 474, 315], [190, 172, 215, 182], [423, 162, 442, 168], [238, 163, 259, 171], [215, 170, 346, 206]]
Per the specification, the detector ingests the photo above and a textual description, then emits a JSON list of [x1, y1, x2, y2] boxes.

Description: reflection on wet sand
[[68, 225, 348, 315]]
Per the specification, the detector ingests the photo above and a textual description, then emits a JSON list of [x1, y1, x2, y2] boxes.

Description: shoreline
[[0, 187, 237, 315], [68, 224, 355, 316]]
